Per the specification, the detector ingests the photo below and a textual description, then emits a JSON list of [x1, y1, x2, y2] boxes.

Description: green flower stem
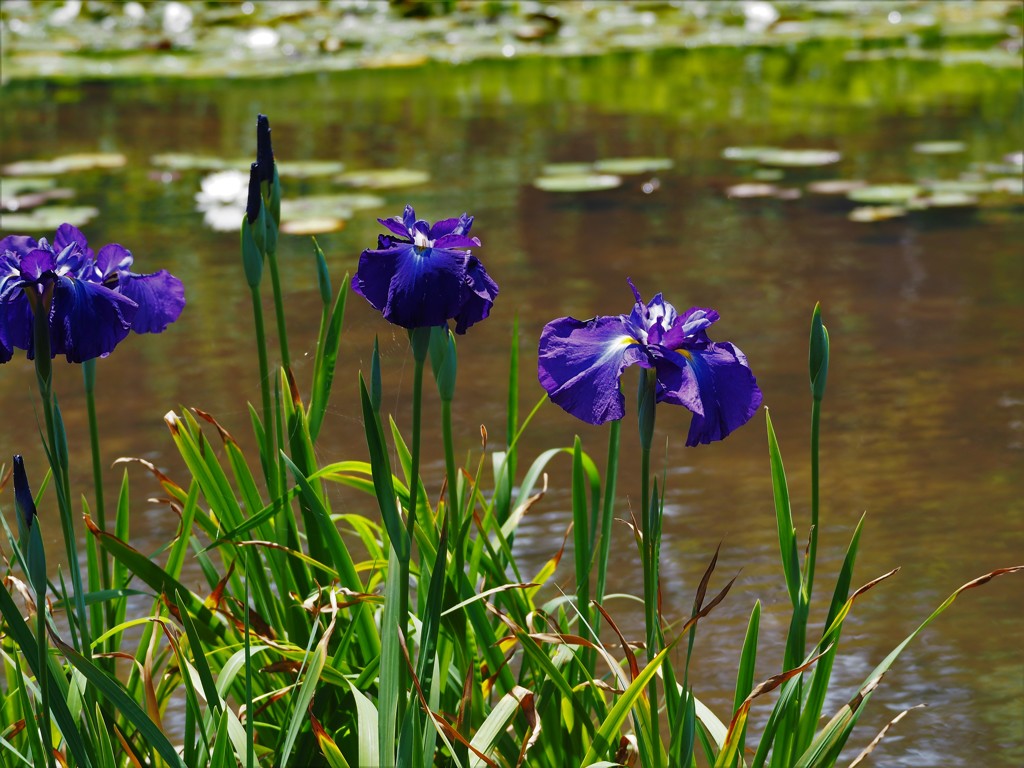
[[30, 301, 90, 657], [807, 397, 821, 599], [441, 398, 459, 527], [398, 329, 430, 728], [82, 359, 113, 643], [638, 368, 662, 762], [593, 418, 621, 627], [249, 286, 279, 499], [265, 243, 291, 371]]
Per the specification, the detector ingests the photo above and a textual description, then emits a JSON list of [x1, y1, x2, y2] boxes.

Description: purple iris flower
[[0, 224, 185, 363], [538, 279, 762, 446], [351, 205, 498, 334]]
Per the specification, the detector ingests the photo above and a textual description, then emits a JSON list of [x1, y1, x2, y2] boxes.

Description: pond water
[[2, 41, 1022, 766]]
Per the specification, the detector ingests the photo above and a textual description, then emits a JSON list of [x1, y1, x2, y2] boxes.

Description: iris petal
[[453, 255, 498, 335], [95, 243, 134, 280], [54, 224, 93, 261], [538, 315, 647, 425], [49, 276, 136, 362], [353, 243, 467, 329], [0, 235, 38, 257], [119, 270, 186, 333], [654, 343, 762, 446]]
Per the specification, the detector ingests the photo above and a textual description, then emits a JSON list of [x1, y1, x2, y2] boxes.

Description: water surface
[[2, 44, 1022, 765]]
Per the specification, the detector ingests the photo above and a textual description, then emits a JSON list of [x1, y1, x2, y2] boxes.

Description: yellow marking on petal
[[675, 348, 693, 360]]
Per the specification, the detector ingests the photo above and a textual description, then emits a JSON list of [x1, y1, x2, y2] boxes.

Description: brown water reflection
[[1, 47, 1022, 765]]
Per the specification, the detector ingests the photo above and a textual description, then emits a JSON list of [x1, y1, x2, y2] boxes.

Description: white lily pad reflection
[[532, 173, 622, 192], [195, 169, 248, 231]]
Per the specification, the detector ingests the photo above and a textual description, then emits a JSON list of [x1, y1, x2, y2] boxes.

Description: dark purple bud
[[246, 162, 262, 224], [256, 114, 274, 183], [13, 455, 38, 529]]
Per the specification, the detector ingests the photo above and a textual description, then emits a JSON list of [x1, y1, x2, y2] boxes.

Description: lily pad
[[922, 179, 992, 196], [722, 146, 777, 161], [847, 184, 921, 205], [726, 183, 800, 199], [755, 148, 841, 168], [281, 193, 386, 219], [152, 153, 246, 172], [2, 188, 75, 212], [1, 205, 100, 229], [593, 157, 674, 175], [532, 173, 622, 192], [0, 176, 57, 196], [912, 141, 967, 155], [541, 162, 595, 176], [3, 153, 127, 176], [991, 176, 1024, 195], [752, 168, 784, 181], [277, 160, 346, 178], [908, 192, 979, 210], [848, 205, 906, 222], [336, 168, 430, 189], [807, 179, 868, 195], [280, 217, 346, 235]]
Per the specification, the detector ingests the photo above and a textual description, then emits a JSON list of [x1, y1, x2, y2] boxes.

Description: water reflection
[[1, 44, 1021, 766]]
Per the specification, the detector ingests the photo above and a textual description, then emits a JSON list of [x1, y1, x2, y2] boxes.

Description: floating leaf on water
[[991, 176, 1024, 195], [1, 205, 100, 230], [847, 184, 921, 205], [152, 153, 245, 171], [755, 148, 841, 168], [281, 193, 386, 219], [909, 192, 978, 210], [848, 205, 906, 222], [336, 168, 430, 189], [532, 173, 622, 192], [722, 146, 777, 161], [753, 168, 785, 181], [2, 188, 75, 212], [0, 176, 57, 197], [727, 184, 802, 199], [4, 153, 125, 176], [277, 160, 346, 178], [280, 217, 347, 236], [912, 141, 967, 155], [807, 179, 868, 195], [540, 162, 595, 176], [593, 157, 674, 175], [57, 153, 128, 171], [1003, 151, 1024, 168], [922, 179, 991, 196]]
